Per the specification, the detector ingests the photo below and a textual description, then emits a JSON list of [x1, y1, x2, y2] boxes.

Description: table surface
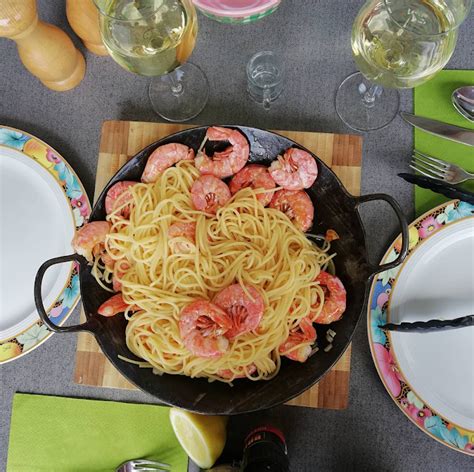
[[0, 1, 473, 471]]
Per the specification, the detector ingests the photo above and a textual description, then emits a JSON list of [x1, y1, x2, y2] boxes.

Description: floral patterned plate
[[368, 199, 474, 454], [0, 126, 90, 364]]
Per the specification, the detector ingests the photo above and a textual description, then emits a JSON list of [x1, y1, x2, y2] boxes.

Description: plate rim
[[0, 126, 91, 364], [367, 199, 474, 455]]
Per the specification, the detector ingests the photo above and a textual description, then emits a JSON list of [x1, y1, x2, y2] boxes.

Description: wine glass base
[[149, 63, 209, 122], [335, 72, 400, 132]]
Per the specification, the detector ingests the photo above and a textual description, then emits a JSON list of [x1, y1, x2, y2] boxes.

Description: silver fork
[[115, 459, 171, 472], [410, 150, 474, 184]]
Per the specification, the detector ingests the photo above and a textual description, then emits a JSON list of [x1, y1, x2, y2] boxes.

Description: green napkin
[[7, 394, 188, 472], [414, 69, 474, 216]]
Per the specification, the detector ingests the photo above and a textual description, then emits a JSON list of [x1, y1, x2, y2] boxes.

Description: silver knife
[[401, 112, 474, 147], [379, 314, 474, 332]]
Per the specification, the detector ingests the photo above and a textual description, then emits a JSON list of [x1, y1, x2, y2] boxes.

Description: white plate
[[0, 127, 90, 363], [368, 200, 474, 454], [0, 147, 73, 338], [390, 218, 474, 431]]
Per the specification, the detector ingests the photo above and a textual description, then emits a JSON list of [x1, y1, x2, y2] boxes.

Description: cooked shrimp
[[269, 189, 314, 232], [218, 364, 257, 380], [269, 148, 318, 190], [195, 127, 249, 178], [213, 283, 265, 339], [229, 164, 276, 206], [98, 293, 130, 317], [141, 143, 194, 183], [168, 221, 196, 253], [72, 221, 111, 262], [279, 317, 316, 362], [105, 181, 137, 218], [325, 229, 340, 242], [191, 175, 231, 214], [311, 271, 346, 324], [179, 300, 233, 358], [112, 259, 130, 292], [101, 252, 115, 271]]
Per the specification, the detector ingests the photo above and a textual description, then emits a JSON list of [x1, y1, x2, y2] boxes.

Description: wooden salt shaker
[[66, 0, 108, 56], [0, 0, 86, 91]]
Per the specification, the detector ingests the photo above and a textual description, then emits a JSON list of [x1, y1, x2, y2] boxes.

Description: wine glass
[[336, 0, 472, 132], [94, 0, 209, 122]]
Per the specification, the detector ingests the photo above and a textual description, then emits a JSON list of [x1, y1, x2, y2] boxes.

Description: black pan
[[35, 126, 408, 415]]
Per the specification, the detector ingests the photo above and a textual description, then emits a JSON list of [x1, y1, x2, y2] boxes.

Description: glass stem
[[168, 70, 184, 96], [360, 83, 382, 109]]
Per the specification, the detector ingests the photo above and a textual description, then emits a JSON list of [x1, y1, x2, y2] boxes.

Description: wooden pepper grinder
[[66, 0, 108, 56], [0, 0, 86, 91]]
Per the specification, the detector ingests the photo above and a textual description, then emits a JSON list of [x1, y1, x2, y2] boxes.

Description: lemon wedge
[[169, 408, 227, 469]]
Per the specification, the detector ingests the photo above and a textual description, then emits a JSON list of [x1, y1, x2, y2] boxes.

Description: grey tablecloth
[[1, 1, 473, 471]]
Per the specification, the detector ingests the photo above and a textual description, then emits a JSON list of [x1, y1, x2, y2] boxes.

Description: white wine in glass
[[352, 0, 458, 89], [100, 0, 196, 76], [95, 0, 208, 122], [336, 0, 472, 132]]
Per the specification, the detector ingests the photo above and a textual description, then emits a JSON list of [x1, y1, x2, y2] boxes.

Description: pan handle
[[354, 193, 409, 281], [34, 254, 97, 334]]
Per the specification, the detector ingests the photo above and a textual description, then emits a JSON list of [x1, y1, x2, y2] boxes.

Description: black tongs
[[399, 173, 474, 205], [379, 315, 474, 332]]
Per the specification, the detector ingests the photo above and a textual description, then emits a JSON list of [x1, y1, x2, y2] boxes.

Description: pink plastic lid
[[193, 0, 280, 18]]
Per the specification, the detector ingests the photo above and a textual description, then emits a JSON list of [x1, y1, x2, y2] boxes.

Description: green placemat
[[414, 69, 474, 216], [7, 393, 188, 472]]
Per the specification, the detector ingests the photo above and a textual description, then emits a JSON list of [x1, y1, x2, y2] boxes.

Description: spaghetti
[[97, 160, 333, 383]]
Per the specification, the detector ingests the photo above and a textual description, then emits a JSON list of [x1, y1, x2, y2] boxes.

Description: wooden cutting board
[[74, 120, 362, 410]]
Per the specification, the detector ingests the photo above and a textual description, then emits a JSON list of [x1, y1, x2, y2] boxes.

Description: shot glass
[[247, 51, 284, 110]]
